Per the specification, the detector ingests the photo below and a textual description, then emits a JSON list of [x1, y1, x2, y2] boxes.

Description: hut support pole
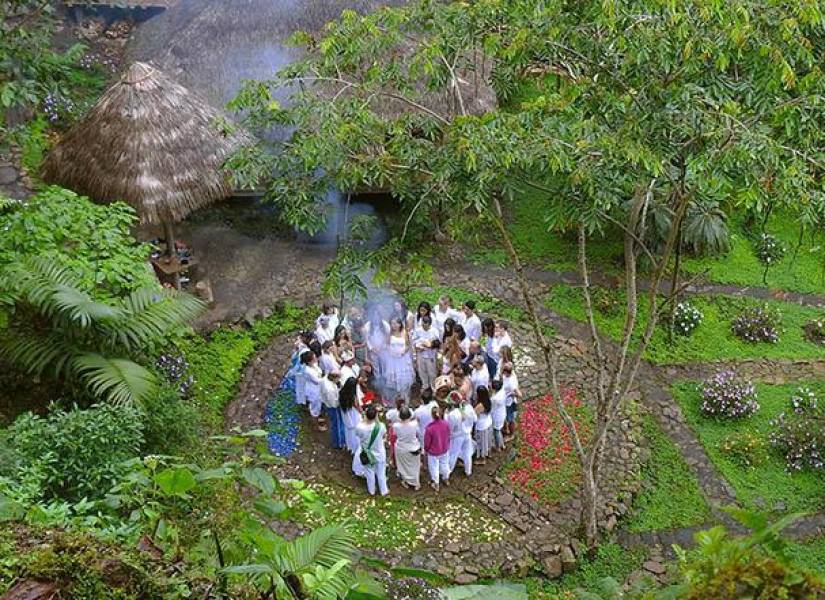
[[163, 220, 176, 257]]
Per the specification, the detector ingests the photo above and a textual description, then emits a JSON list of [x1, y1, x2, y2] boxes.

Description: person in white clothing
[[501, 361, 523, 439], [490, 320, 514, 366], [432, 294, 462, 337], [490, 379, 507, 450], [391, 299, 415, 333], [412, 315, 440, 393], [474, 386, 493, 464], [447, 392, 475, 477], [393, 407, 421, 490], [315, 315, 335, 345], [470, 355, 490, 400], [413, 301, 432, 335], [462, 300, 482, 342], [340, 378, 366, 477], [383, 318, 415, 401], [339, 350, 360, 386], [355, 405, 389, 496], [413, 391, 439, 445], [317, 303, 340, 331], [364, 311, 390, 376], [321, 371, 345, 449], [319, 340, 340, 375], [291, 334, 313, 406], [301, 351, 326, 431]]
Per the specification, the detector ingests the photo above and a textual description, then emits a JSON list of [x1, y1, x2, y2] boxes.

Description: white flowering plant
[[700, 370, 759, 419], [770, 387, 825, 472], [672, 301, 703, 336], [731, 305, 782, 344]]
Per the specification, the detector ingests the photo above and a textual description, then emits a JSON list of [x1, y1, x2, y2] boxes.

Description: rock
[[561, 546, 577, 573], [605, 515, 617, 531], [643, 560, 666, 575], [496, 492, 514, 507], [454, 573, 477, 584], [0, 166, 17, 185], [542, 554, 563, 579], [445, 543, 460, 554]]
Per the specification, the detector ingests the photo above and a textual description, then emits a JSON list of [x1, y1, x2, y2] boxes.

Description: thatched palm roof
[[42, 62, 250, 225]]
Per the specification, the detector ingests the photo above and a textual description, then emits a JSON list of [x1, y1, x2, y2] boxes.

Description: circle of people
[[288, 295, 522, 495]]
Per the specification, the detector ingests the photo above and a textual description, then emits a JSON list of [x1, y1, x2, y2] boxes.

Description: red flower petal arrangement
[[506, 389, 592, 504]]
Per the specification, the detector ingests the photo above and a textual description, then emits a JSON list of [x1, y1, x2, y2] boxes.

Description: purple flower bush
[[731, 305, 782, 344], [155, 352, 194, 396], [700, 370, 759, 419], [770, 387, 825, 472]]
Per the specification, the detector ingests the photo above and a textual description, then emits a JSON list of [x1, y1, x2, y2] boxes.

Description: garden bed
[[672, 380, 825, 514], [545, 286, 823, 365]]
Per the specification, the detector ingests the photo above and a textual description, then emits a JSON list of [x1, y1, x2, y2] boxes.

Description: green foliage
[[682, 201, 731, 257], [9, 114, 52, 174], [546, 286, 823, 364], [0, 187, 156, 298], [1, 402, 144, 502], [672, 381, 825, 514], [717, 431, 769, 469], [669, 509, 825, 600], [625, 416, 711, 533], [0, 258, 205, 405], [139, 384, 199, 455]]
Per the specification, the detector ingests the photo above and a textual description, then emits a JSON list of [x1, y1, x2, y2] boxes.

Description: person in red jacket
[[424, 405, 451, 492]]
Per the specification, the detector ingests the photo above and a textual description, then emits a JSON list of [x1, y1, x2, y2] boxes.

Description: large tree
[[229, 0, 825, 545]]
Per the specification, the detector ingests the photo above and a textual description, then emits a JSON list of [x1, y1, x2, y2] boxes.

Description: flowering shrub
[[755, 233, 786, 266], [731, 305, 782, 344], [803, 317, 825, 345], [672, 301, 703, 336], [769, 387, 825, 472], [155, 352, 194, 396], [506, 391, 591, 503], [718, 432, 768, 468], [700, 371, 759, 419], [42, 92, 77, 125], [267, 388, 300, 457]]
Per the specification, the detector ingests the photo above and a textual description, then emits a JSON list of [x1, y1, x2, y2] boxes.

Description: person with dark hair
[[424, 405, 451, 492], [414, 388, 439, 444], [442, 317, 456, 343], [474, 386, 493, 465], [454, 324, 469, 359], [481, 318, 497, 378], [414, 301, 432, 334], [333, 324, 353, 361], [301, 350, 325, 431], [490, 378, 507, 450], [317, 302, 340, 332], [393, 406, 421, 490], [356, 404, 389, 496], [364, 307, 390, 377], [308, 339, 322, 359], [340, 378, 364, 477], [501, 361, 523, 439], [490, 320, 513, 368], [433, 294, 462, 338], [321, 371, 344, 448], [470, 355, 490, 400], [412, 314, 439, 393], [315, 313, 336, 345], [289, 331, 313, 406], [392, 298, 414, 332], [320, 340, 339, 375], [462, 300, 482, 342], [451, 364, 473, 402], [384, 317, 415, 401]]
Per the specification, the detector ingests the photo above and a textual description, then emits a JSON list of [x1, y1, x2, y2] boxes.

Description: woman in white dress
[[383, 318, 415, 402], [474, 386, 493, 465], [339, 377, 363, 473], [490, 379, 507, 450], [301, 351, 325, 431], [356, 404, 389, 496], [501, 361, 523, 439], [393, 406, 421, 490], [364, 310, 390, 379], [470, 355, 490, 399], [392, 299, 415, 334]]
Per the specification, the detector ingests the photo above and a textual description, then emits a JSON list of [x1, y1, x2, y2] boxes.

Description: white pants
[[352, 451, 366, 478], [449, 435, 473, 476], [364, 460, 389, 496], [427, 452, 450, 484], [309, 395, 322, 418]]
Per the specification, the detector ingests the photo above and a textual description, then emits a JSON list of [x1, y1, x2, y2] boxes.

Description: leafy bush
[[672, 301, 703, 336], [0, 187, 155, 298], [700, 371, 759, 419], [2, 403, 144, 501], [718, 431, 768, 468], [755, 233, 786, 266], [769, 387, 825, 472], [731, 305, 782, 343], [155, 352, 194, 397], [140, 384, 199, 455]]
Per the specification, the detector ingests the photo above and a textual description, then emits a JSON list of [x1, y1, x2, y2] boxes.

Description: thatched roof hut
[[42, 61, 250, 225]]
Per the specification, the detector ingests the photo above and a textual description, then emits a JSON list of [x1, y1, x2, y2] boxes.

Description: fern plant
[[0, 257, 204, 405]]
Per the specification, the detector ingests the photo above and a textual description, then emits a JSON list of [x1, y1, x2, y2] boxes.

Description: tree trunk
[[163, 220, 176, 257]]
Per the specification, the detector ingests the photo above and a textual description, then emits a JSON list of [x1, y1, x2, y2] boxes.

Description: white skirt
[[382, 351, 415, 394]]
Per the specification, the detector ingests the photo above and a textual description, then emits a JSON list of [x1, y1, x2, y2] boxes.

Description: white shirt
[[340, 363, 360, 385], [463, 313, 482, 341], [316, 311, 339, 333], [413, 326, 440, 359], [461, 403, 477, 435], [433, 306, 462, 337], [315, 324, 335, 345], [470, 364, 490, 397], [414, 400, 438, 440], [320, 378, 340, 408], [365, 320, 390, 352], [502, 372, 520, 406], [320, 352, 339, 375], [491, 388, 507, 429], [490, 332, 513, 362], [356, 421, 387, 463], [303, 363, 323, 402], [476, 407, 492, 431], [446, 407, 464, 439], [393, 420, 420, 453]]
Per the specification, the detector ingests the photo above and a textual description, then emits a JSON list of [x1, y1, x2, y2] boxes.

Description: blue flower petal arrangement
[[266, 374, 301, 457]]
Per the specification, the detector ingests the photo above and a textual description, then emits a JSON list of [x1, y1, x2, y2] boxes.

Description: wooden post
[[162, 220, 176, 257]]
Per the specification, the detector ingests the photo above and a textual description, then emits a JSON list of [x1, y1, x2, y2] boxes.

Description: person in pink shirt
[[424, 406, 451, 492]]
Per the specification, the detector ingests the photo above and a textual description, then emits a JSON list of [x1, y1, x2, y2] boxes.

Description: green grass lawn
[[787, 536, 825, 576], [672, 381, 825, 515], [624, 415, 711, 533], [682, 211, 825, 296], [545, 285, 823, 364]]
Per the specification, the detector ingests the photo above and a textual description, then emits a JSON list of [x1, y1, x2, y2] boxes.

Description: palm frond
[[52, 285, 124, 327], [0, 196, 22, 213], [0, 331, 79, 378], [110, 287, 205, 351], [284, 523, 355, 574], [72, 353, 158, 405]]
